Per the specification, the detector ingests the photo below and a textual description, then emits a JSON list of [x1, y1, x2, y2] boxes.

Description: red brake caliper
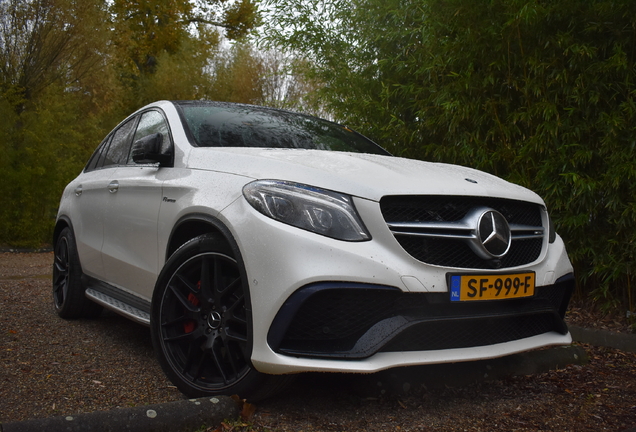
[[183, 281, 201, 333]]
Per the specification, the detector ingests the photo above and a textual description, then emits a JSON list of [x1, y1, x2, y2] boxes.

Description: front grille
[[380, 195, 545, 269], [270, 277, 574, 360]]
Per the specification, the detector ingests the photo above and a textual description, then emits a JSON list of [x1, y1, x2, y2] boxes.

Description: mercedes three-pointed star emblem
[[477, 210, 511, 258]]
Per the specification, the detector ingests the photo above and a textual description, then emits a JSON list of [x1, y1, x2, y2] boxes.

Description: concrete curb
[[570, 324, 636, 353], [0, 396, 238, 432]]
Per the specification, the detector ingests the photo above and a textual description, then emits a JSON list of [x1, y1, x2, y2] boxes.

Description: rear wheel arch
[[52, 224, 102, 319], [53, 216, 73, 247]]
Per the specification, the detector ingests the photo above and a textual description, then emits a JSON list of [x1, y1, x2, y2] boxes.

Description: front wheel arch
[[165, 214, 238, 262]]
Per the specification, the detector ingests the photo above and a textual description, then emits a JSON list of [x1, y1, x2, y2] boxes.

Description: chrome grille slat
[[387, 222, 544, 240]]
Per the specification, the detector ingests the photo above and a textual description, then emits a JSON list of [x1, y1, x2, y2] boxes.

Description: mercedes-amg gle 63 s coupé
[[53, 100, 574, 400]]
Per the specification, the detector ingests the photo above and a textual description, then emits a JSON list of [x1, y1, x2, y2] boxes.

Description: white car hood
[[186, 148, 544, 204]]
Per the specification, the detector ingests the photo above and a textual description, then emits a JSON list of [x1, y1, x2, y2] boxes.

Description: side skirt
[[82, 276, 151, 326]]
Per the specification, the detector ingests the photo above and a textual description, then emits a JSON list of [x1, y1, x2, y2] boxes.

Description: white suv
[[53, 100, 574, 400]]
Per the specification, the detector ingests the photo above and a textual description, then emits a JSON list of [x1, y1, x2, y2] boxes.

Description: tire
[[151, 234, 293, 401], [52, 227, 103, 319]]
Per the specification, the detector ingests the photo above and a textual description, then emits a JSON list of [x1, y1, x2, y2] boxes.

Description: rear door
[[72, 116, 138, 278], [71, 137, 114, 278]]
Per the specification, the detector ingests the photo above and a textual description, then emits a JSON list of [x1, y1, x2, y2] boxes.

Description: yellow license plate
[[449, 272, 535, 301]]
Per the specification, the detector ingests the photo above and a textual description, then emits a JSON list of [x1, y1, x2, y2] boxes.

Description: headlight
[[243, 180, 371, 241]]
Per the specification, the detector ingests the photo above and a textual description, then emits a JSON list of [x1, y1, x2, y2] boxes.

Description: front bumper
[[221, 195, 575, 375], [268, 274, 573, 360]]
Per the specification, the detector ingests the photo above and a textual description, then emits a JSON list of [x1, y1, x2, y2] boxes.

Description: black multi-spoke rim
[[53, 236, 70, 309], [159, 252, 250, 391]]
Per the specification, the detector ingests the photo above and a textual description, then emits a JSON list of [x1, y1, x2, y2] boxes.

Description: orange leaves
[[231, 394, 257, 421], [208, 395, 258, 432]]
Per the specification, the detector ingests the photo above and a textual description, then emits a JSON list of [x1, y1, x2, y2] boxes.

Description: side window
[[130, 110, 172, 164], [84, 136, 111, 172], [102, 118, 137, 168]]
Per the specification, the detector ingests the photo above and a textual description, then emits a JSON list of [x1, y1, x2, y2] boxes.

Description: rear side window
[[84, 136, 111, 172]]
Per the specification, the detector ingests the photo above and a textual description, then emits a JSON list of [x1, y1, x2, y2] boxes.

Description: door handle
[[108, 180, 119, 193], [74, 185, 82, 196]]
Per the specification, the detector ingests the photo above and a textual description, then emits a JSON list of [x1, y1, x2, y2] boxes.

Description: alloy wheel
[[157, 251, 250, 391]]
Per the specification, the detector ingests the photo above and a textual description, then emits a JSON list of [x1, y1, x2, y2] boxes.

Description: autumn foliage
[[0, 0, 311, 248]]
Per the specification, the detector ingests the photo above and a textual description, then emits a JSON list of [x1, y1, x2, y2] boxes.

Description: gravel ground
[[1, 252, 636, 431]]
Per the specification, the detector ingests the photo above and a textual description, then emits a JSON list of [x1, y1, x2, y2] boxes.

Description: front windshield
[[175, 102, 390, 155]]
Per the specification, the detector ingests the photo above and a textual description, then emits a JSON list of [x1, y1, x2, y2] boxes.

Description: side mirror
[[131, 133, 172, 166]]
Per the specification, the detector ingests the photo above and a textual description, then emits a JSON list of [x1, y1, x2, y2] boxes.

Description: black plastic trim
[[267, 282, 402, 353], [554, 272, 575, 317]]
